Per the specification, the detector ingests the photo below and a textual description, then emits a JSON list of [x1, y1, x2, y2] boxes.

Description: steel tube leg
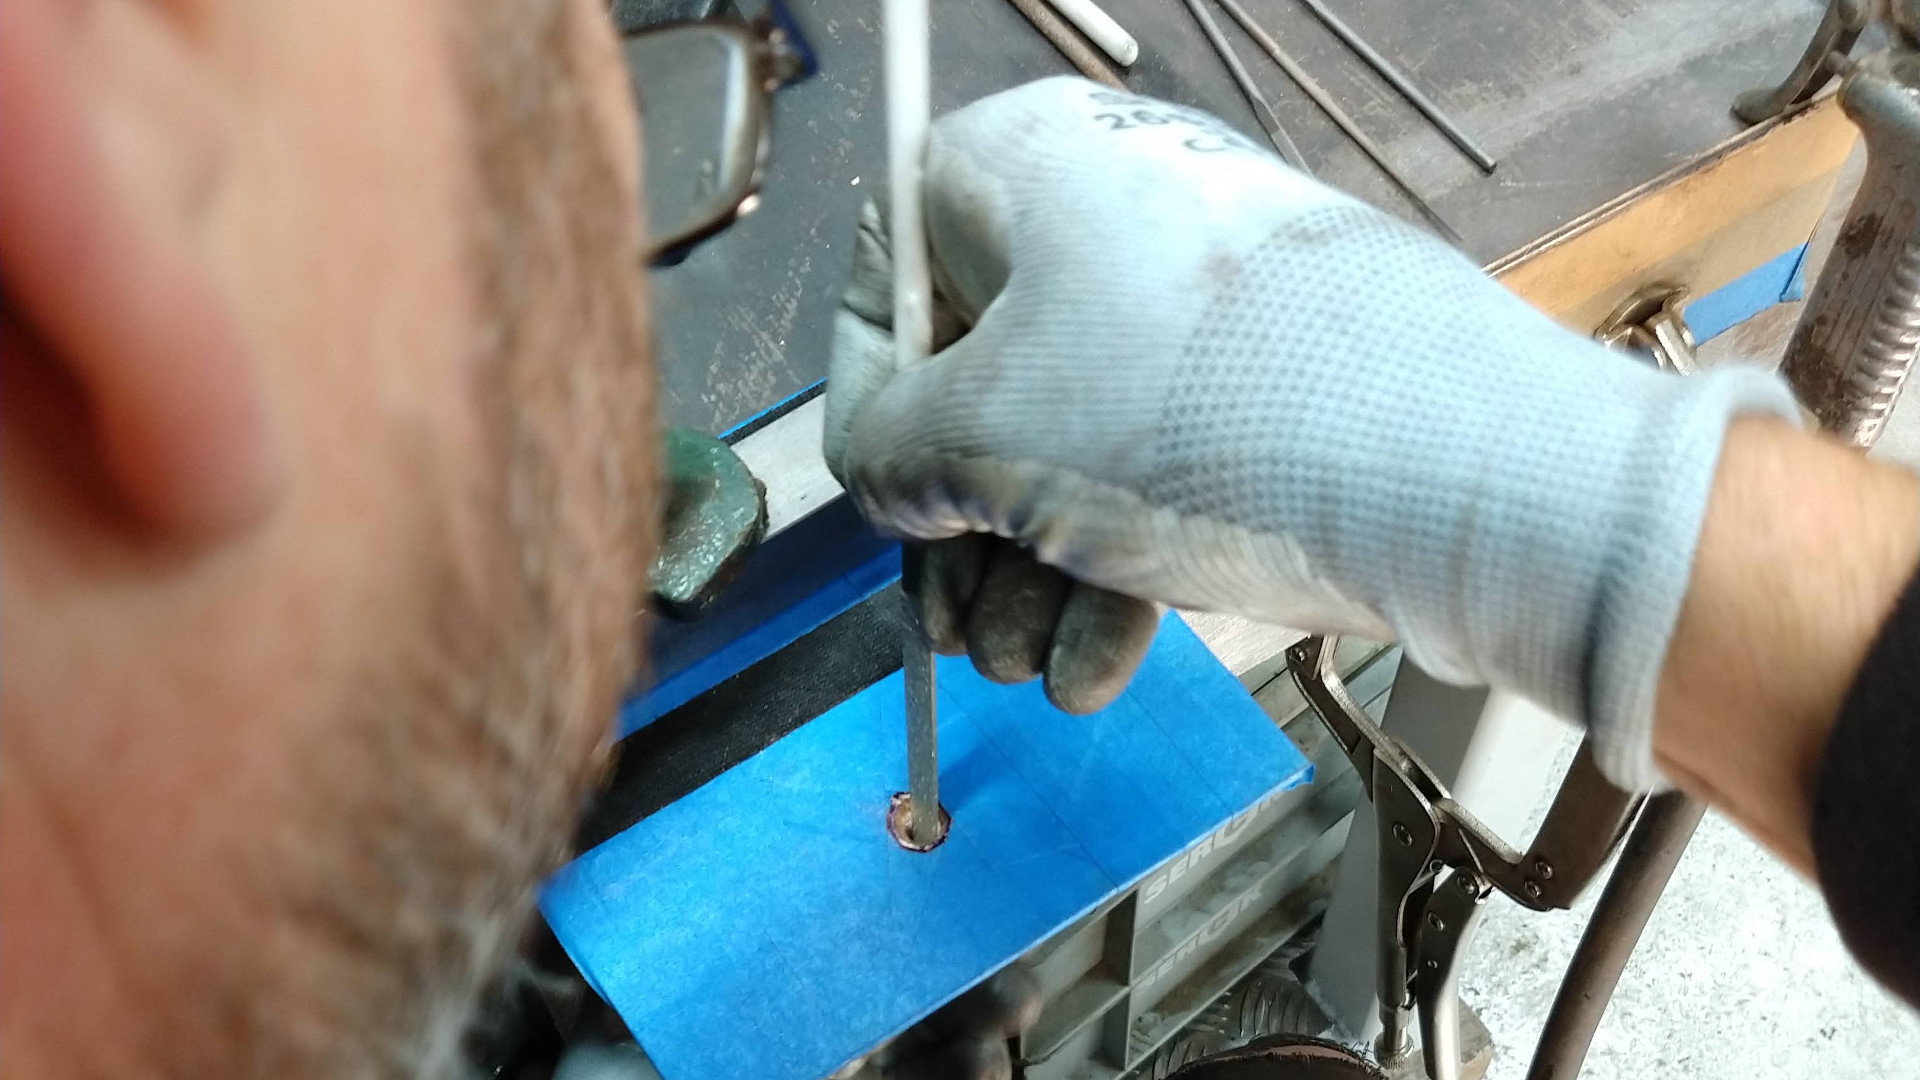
[[1524, 793, 1706, 1080]]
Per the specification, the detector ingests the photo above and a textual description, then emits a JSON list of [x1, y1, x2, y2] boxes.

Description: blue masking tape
[[1684, 243, 1810, 343], [544, 613, 1313, 1080]]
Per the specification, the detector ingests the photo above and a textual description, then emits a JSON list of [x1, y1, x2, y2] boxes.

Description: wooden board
[[1492, 95, 1856, 332]]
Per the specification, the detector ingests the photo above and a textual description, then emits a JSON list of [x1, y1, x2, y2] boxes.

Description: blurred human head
[[0, 0, 657, 1076]]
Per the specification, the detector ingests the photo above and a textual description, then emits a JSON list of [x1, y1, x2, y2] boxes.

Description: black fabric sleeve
[[1813, 568, 1920, 1010]]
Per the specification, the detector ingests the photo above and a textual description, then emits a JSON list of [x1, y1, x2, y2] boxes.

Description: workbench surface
[[638, 0, 1826, 434]]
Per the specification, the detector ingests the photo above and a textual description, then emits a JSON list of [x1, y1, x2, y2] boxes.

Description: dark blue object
[[625, 496, 899, 734], [544, 613, 1314, 1080], [764, 0, 819, 85]]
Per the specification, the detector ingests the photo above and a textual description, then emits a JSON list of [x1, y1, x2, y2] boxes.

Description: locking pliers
[[1285, 636, 1644, 1080]]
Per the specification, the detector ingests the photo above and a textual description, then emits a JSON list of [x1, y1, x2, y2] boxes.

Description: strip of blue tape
[[718, 378, 826, 442], [544, 613, 1314, 1080], [1683, 242, 1810, 343]]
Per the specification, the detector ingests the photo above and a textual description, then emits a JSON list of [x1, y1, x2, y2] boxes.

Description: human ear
[[0, 0, 282, 540]]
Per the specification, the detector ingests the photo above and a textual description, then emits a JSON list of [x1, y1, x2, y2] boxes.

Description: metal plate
[[543, 613, 1313, 1080], [650, 0, 1836, 433]]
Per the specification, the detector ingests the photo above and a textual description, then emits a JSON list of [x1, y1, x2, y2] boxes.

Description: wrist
[[1654, 418, 1919, 870], [1412, 355, 1799, 791]]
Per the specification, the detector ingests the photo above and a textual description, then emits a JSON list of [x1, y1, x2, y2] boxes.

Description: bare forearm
[[1655, 418, 1920, 871]]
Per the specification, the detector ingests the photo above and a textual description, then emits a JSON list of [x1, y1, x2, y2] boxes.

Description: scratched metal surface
[[647, 0, 1828, 434]]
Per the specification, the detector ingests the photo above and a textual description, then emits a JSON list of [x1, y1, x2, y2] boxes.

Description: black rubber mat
[[576, 585, 905, 851]]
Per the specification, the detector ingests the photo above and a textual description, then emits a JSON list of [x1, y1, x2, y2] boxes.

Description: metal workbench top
[[643, 0, 1826, 435]]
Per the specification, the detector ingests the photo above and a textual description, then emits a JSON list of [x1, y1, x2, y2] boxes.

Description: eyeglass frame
[[628, 2, 815, 267]]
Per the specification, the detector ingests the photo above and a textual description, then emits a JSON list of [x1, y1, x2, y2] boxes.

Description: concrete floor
[[1463, 812, 1920, 1079], [1458, 146, 1920, 1080]]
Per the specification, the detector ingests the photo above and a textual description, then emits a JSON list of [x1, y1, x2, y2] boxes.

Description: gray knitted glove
[[824, 77, 1801, 788]]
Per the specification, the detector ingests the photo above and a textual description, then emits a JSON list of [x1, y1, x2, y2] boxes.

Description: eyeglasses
[[623, 3, 815, 267]]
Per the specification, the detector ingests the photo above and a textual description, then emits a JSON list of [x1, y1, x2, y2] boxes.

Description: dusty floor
[[1463, 811, 1920, 1079], [1460, 145, 1920, 1080]]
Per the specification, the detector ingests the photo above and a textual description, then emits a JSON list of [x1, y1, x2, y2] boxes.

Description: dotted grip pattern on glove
[[1144, 204, 1801, 788], [827, 77, 1803, 788]]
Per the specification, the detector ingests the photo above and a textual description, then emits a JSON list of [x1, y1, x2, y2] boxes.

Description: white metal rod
[[1042, 0, 1139, 67], [884, 0, 933, 373]]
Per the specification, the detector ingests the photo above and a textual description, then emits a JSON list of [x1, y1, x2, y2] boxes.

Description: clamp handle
[[1732, 0, 1870, 124], [1287, 636, 1646, 1077], [1780, 47, 1920, 447]]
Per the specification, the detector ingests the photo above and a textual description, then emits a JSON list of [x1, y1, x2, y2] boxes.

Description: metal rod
[[1290, 0, 1497, 173], [1005, 0, 1127, 90], [1041, 0, 1139, 67], [1524, 793, 1706, 1080], [1182, 0, 1312, 173], [884, 0, 946, 851], [1213, 0, 1464, 246], [902, 596, 943, 847], [883, 0, 932, 375]]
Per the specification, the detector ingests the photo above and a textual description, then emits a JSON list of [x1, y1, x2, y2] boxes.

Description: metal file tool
[[1213, 0, 1464, 245], [1290, 0, 1497, 173], [1183, 0, 1463, 245], [1184, 0, 1311, 172]]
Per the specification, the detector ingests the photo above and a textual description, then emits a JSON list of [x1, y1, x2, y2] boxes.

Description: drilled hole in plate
[[886, 791, 950, 852]]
